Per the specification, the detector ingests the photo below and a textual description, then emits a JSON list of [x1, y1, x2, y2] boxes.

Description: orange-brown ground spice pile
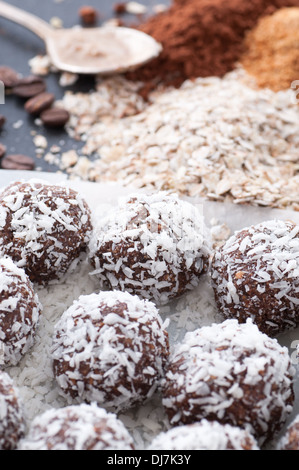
[[241, 7, 299, 91], [127, 0, 299, 97]]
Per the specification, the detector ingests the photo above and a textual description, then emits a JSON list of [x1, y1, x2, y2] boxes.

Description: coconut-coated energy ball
[[18, 404, 135, 450], [148, 420, 259, 450], [0, 179, 92, 284], [210, 219, 299, 337], [51, 290, 169, 412], [277, 414, 299, 450], [161, 319, 294, 446], [0, 256, 42, 366], [0, 370, 25, 450], [88, 192, 211, 305]]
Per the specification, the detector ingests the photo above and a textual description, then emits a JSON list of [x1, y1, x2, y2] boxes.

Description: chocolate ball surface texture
[[0, 370, 25, 450], [161, 319, 294, 446], [51, 290, 169, 412], [18, 404, 134, 450], [148, 420, 259, 450], [88, 192, 211, 305], [0, 180, 92, 284], [211, 219, 299, 337], [0, 257, 42, 366], [277, 414, 299, 450]]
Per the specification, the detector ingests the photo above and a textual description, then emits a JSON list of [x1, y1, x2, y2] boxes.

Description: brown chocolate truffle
[[161, 319, 294, 446], [18, 404, 134, 450], [0, 180, 92, 284], [0, 370, 25, 450], [88, 192, 211, 306], [210, 219, 299, 337], [148, 420, 259, 450], [51, 290, 169, 412], [0, 257, 42, 366], [277, 414, 299, 450]]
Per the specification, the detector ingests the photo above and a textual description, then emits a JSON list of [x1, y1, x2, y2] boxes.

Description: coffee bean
[[0, 144, 6, 159], [1, 154, 35, 170], [12, 76, 46, 99], [0, 66, 20, 88], [25, 92, 55, 116], [40, 107, 70, 128], [79, 6, 99, 25], [0, 115, 6, 130], [113, 3, 127, 15]]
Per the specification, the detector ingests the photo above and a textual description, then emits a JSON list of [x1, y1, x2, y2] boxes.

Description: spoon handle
[[0, 1, 52, 41]]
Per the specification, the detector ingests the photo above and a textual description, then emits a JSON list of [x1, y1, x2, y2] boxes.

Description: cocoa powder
[[127, 0, 299, 96]]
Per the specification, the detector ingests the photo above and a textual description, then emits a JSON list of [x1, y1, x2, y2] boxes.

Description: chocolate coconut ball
[[161, 319, 294, 446], [148, 420, 259, 450], [0, 257, 42, 366], [0, 370, 25, 450], [277, 414, 299, 450], [210, 219, 299, 337], [51, 290, 169, 412], [18, 404, 134, 450], [0, 180, 92, 284], [88, 192, 211, 306]]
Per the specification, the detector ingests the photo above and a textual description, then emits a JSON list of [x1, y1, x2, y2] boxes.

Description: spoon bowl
[[46, 26, 162, 75], [0, 1, 162, 75]]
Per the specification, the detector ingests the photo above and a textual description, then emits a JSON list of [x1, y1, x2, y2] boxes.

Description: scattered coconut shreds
[[33, 135, 48, 150], [28, 55, 52, 76], [12, 120, 23, 129], [60, 149, 78, 170], [125, 1, 148, 15], [59, 72, 79, 88], [57, 68, 299, 211]]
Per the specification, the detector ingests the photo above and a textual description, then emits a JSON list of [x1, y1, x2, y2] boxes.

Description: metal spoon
[[0, 1, 162, 75]]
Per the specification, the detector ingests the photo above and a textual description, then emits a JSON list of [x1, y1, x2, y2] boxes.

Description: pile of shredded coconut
[[54, 69, 299, 210]]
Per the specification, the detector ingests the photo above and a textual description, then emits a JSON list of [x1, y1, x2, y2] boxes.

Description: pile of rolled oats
[[54, 68, 299, 210]]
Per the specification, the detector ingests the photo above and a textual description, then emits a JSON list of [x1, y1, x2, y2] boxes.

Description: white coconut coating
[[18, 404, 135, 450], [211, 219, 299, 336], [51, 290, 170, 412], [277, 413, 299, 450], [148, 420, 259, 450], [0, 370, 25, 450], [0, 179, 92, 284], [162, 319, 295, 445], [88, 191, 211, 305], [0, 256, 42, 366]]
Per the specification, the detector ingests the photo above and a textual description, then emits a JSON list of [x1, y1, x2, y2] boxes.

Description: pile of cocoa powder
[[127, 0, 299, 97]]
